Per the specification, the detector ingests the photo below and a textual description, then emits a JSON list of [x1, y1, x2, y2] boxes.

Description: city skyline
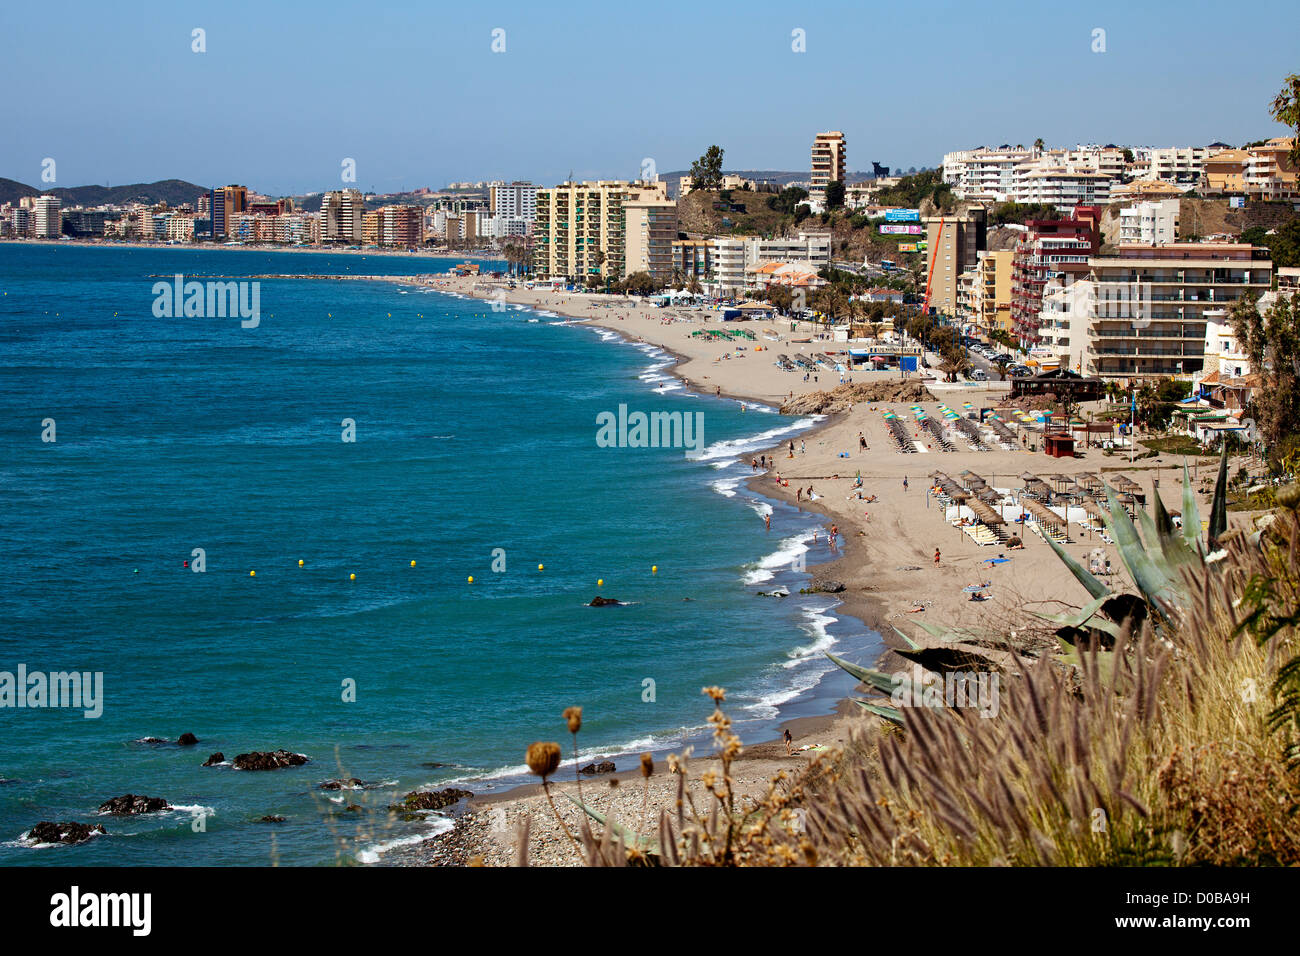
[[3, 0, 1298, 195]]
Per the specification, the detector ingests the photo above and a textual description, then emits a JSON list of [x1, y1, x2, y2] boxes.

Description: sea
[[0, 243, 879, 865]]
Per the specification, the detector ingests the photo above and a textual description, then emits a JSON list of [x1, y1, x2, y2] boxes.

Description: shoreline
[[377, 277, 892, 866]]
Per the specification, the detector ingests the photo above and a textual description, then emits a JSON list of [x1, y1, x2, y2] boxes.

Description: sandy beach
[[366, 272, 1236, 866]]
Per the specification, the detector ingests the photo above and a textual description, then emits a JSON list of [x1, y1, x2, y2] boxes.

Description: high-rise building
[[320, 189, 365, 243], [923, 206, 987, 317], [532, 181, 657, 281], [209, 185, 248, 239], [33, 195, 62, 238], [1010, 207, 1100, 345], [623, 184, 678, 283], [380, 205, 423, 246], [811, 132, 847, 196], [488, 181, 538, 227], [1085, 243, 1272, 378]]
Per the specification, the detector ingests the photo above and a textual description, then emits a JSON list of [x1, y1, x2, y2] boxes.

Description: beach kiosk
[[1043, 428, 1075, 459]]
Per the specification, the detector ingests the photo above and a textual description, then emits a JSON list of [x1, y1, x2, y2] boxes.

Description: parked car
[[968, 367, 988, 381]]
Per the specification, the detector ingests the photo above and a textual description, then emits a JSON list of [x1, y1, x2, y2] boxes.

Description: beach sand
[[316, 272, 1232, 865]]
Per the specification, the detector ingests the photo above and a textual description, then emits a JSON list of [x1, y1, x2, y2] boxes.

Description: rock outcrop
[[393, 788, 472, 812], [28, 821, 106, 845], [579, 760, 617, 775], [232, 750, 308, 771], [202, 752, 226, 767], [98, 794, 171, 815]]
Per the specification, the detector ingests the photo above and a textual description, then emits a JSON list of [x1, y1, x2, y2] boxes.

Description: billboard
[[897, 242, 918, 252], [884, 208, 921, 222], [1229, 196, 1246, 208], [880, 224, 924, 235]]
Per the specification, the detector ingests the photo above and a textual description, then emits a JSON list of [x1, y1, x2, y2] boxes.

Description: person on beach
[[800, 440, 806, 455], [797, 487, 803, 502], [788, 440, 795, 458], [784, 728, 794, 757], [934, 548, 941, 565], [765, 513, 771, 530], [903, 476, 909, 491], [859, 433, 867, 451], [829, 524, 838, 541]]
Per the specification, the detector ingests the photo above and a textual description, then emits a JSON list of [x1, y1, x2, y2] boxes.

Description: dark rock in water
[[589, 596, 622, 607], [98, 794, 171, 815], [233, 750, 309, 771], [202, 752, 226, 767], [28, 821, 106, 845], [579, 760, 617, 775], [139, 737, 167, 744], [344, 804, 363, 813], [319, 778, 364, 790], [811, 580, 846, 593], [393, 788, 473, 812], [177, 733, 199, 746], [257, 815, 285, 823], [420, 762, 445, 769]]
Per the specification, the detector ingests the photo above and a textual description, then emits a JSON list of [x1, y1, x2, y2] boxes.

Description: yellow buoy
[[597, 578, 604, 587], [538, 563, 544, 571], [350, 573, 356, 581], [410, 560, 416, 567], [249, 570, 256, 577], [298, 559, 304, 567], [652, 565, 658, 574], [468, 575, 474, 584]]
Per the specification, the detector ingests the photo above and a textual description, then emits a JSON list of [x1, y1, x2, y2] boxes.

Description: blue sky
[[2, 0, 1297, 195]]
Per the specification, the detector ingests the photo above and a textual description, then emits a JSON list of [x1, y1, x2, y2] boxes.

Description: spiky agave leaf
[[826, 652, 914, 695], [853, 699, 905, 725], [1152, 486, 1200, 572], [1028, 593, 1116, 634], [1209, 442, 1229, 550], [1182, 459, 1203, 555], [1037, 522, 1110, 601], [895, 644, 1004, 673], [566, 795, 659, 853], [1105, 484, 1182, 617], [891, 625, 921, 650]]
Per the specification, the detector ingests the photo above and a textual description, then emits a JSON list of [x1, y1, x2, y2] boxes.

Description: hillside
[[0, 178, 209, 207]]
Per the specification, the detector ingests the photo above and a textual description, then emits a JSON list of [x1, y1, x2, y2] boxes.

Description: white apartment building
[[707, 232, 831, 295], [33, 195, 62, 238], [1118, 199, 1180, 245], [1036, 276, 1093, 373], [942, 147, 1035, 202], [480, 215, 531, 239], [1129, 147, 1208, 184], [1010, 165, 1113, 206], [166, 216, 195, 242], [488, 181, 538, 225]]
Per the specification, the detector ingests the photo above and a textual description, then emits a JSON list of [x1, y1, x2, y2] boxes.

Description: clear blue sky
[[2, 0, 1296, 195]]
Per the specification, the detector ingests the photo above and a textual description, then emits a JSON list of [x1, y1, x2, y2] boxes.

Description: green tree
[[1271, 73, 1300, 167], [1231, 291, 1300, 464], [768, 186, 809, 215], [824, 180, 846, 210], [688, 145, 725, 191]]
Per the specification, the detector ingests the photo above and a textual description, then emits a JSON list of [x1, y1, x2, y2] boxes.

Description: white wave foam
[[783, 606, 839, 668], [743, 535, 809, 585], [356, 816, 456, 864], [697, 417, 824, 468]]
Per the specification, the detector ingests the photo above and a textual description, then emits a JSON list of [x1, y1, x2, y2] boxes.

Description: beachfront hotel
[[1010, 207, 1101, 345], [1083, 242, 1274, 378], [209, 184, 248, 240], [623, 185, 679, 284], [531, 180, 670, 282], [319, 188, 366, 244]]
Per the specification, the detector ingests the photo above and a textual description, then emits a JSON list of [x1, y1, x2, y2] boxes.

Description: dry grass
[[533, 508, 1300, 868]]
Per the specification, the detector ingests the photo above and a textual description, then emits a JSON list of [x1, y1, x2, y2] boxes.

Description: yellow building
[[532, 180, 669, 282], [623, 184, 678, 283]]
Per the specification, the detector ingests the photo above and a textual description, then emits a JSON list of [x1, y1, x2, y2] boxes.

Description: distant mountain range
[[0, 178, 209, 208]]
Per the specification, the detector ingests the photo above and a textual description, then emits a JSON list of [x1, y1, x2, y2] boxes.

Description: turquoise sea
[[0, 244, 878, 865]]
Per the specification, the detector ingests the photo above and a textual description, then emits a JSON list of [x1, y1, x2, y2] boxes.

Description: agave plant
[[828, 444, 1235, 723]]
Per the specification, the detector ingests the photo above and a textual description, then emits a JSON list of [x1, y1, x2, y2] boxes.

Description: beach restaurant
[[847, 344, 922, 372]]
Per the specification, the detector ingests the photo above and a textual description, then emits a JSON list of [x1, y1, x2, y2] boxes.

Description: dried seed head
[[563, 706, 583, 734], [640, 752, 654, 778], [702, 685, 727, 704], [526, 741, 562, 778]]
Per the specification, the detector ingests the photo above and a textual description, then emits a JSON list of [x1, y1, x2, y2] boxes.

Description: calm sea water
[[0, 244, 877, 865]]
